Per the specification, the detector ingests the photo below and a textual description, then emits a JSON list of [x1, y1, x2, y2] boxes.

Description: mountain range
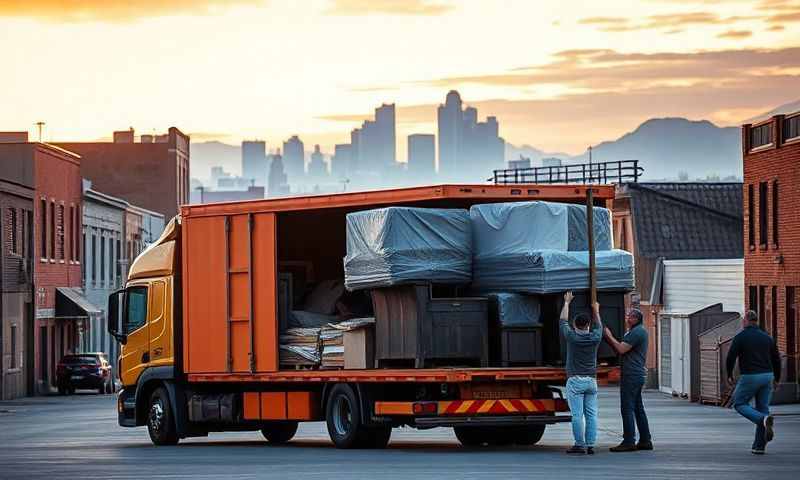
[[191, 99, 798, 183]]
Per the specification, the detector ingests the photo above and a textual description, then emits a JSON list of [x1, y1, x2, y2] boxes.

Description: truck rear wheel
[[510, 425, 546, 445], [453, 426, 485, 446], [261, 421, 298, 444], [326, 384, 390, 449], [147, 387, 179, 446]]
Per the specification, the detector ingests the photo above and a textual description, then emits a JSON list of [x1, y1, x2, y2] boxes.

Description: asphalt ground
[[1, 387, 798, 480]]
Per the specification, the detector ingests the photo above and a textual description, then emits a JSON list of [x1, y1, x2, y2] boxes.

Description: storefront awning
[[55, 287, 102, 319]]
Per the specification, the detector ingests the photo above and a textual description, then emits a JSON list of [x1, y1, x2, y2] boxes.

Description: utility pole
[[341, 178, 350, 192], [35, 122, 45, 142]]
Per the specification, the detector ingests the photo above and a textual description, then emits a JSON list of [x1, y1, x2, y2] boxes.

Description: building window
[[69, 206, 74, 261], [82, 232, 86, 285], [58, 204, 65, 261], [91, 233, 97, 284], [759, 182, 768, 247], [10, 324, 17, 369], [116, 238, 122, 286], [49, 201, 55, 259], [747, 184, 755, 248], [759, 286, 766, 329], [750, 123, 773, 149], [772, 181, 779, 246], [100, 235, 106, 285], [749, 286, 757, 315], [8, 208, 18, 254], [785, 115, 799, 141], [40, 199, 47, 258], [771, 286, 778, 341]]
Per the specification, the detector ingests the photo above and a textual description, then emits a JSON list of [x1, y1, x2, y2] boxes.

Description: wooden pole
[[586, 188, 597, 305]]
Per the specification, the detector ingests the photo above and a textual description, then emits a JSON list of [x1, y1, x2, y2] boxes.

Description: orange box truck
[[108, 184, 620, 448]]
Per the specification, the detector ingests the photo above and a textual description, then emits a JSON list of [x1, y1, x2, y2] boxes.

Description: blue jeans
[[733, 372, 774, 450], [566, 376, 598, 448], [620, 376, 651, 445]]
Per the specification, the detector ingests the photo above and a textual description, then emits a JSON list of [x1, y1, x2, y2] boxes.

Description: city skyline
[[1, 1, 798, 160]]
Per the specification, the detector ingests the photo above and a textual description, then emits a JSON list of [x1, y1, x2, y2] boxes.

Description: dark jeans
[[620, 376, 651, 445]]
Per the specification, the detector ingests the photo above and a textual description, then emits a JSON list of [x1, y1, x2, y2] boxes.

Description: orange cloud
[[0, 0, 265, 22], [718, 29, 753, 38], [326, 0, 454, 16], [580, 11, 758, 32]]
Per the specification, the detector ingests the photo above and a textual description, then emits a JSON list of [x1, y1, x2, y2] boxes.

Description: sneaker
[[751, 448, 765, 455], [764, 415, 774, 443], [586, 447, 595, 455], [566, 445, 587, 454], [636, 441, 654, 451], [609, 443, 638, 452]]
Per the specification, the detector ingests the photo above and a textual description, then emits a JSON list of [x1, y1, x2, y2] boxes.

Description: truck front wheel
[[147, 387, 179, 446], [261, 421, 298, 444], [325, 384, 391, 449]]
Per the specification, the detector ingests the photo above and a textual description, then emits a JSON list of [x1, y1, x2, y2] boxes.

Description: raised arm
[[560, 291, 574, 341], [590, 302, 603, 341], [604, 314, 633, 355]]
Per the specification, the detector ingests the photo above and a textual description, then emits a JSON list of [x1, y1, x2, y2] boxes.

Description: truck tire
[[511, 425, 546, 445], [261, 421, 298, 444], [147, 387, 179, 446], [365, 425, 392, 449], [453, 427, 485, 446], [325, 384, 376, 449]]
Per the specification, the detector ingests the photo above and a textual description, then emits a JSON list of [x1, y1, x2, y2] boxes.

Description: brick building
[[56, 127, 190, 220], [0, 141, 98, 395], [0, 140, 35, 399], [742, 112, 800, 400]]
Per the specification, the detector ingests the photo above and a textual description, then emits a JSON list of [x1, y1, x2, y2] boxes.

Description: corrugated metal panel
[[662, 259, 744, 315]]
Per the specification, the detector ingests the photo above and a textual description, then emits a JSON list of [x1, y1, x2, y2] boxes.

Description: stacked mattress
[[343, 207, 472, 291], [471, 201, 633, 293]]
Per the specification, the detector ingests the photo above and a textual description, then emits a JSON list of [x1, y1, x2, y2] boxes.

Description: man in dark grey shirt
[[560, 291, 603, 454], [604, 308, 652, 452]]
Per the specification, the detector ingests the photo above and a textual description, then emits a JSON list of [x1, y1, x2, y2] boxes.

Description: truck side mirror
[[108, 289, 127, 345]]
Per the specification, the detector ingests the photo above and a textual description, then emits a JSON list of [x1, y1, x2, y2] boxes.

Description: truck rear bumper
[[413, 414, 571, 428]]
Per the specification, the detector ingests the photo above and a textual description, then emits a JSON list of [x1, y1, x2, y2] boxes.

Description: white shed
[[658, 259, 744, 398]]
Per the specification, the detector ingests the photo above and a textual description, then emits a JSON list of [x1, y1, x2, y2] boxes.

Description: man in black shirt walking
[[726, 310, 781, 454]]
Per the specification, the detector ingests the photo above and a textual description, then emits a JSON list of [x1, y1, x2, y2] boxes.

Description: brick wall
[[743, 113, 800, 382]]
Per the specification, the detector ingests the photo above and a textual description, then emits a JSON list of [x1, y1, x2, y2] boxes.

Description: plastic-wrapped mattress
[[473, 249, 634, 294], [470, 201, 613, 253], [343, 207, 472, 291], [487, 293, 542, 327]]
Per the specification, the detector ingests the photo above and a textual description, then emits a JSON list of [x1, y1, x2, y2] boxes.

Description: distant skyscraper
[[348, 103, 396, 176], [268, 152, 290, 197], [407, 134, 435, 178], [282, 135, 305, 182], [437, 90, 504, 180], [241, 140, 267, 186], [308, 144, 328, 179], [332, 143, 352, 178], [438, 90, 463, 176]]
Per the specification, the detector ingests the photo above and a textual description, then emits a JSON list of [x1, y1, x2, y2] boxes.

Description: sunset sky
[[1, 0, 798, 170]]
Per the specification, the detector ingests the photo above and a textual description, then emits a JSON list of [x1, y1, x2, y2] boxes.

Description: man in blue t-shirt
[[604, 308, 652, 452]]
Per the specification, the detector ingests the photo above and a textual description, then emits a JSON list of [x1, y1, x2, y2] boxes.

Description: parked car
[[56, 353, 115, 395]]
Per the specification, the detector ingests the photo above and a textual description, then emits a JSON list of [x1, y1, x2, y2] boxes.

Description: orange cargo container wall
[[183, 212, 278, 374]]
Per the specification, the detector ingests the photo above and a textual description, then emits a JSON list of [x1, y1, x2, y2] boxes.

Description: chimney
[[0, 131, 29, 143], [113, 128, 135, 143]]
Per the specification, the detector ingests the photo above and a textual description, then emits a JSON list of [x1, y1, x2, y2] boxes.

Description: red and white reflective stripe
[[437, 398, 559, 416]]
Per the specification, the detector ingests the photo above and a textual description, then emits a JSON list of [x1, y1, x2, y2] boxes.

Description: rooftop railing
[[491, 159, 643, 185]]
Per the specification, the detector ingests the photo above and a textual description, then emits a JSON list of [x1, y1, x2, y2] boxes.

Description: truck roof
[[180, 184, 615, 218]]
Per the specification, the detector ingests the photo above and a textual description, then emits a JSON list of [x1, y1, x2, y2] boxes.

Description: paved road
[[1, 387, 798, 479]]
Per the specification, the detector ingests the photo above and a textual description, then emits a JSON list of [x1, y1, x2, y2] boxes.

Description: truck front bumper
[[117, 388, 137, 427]]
